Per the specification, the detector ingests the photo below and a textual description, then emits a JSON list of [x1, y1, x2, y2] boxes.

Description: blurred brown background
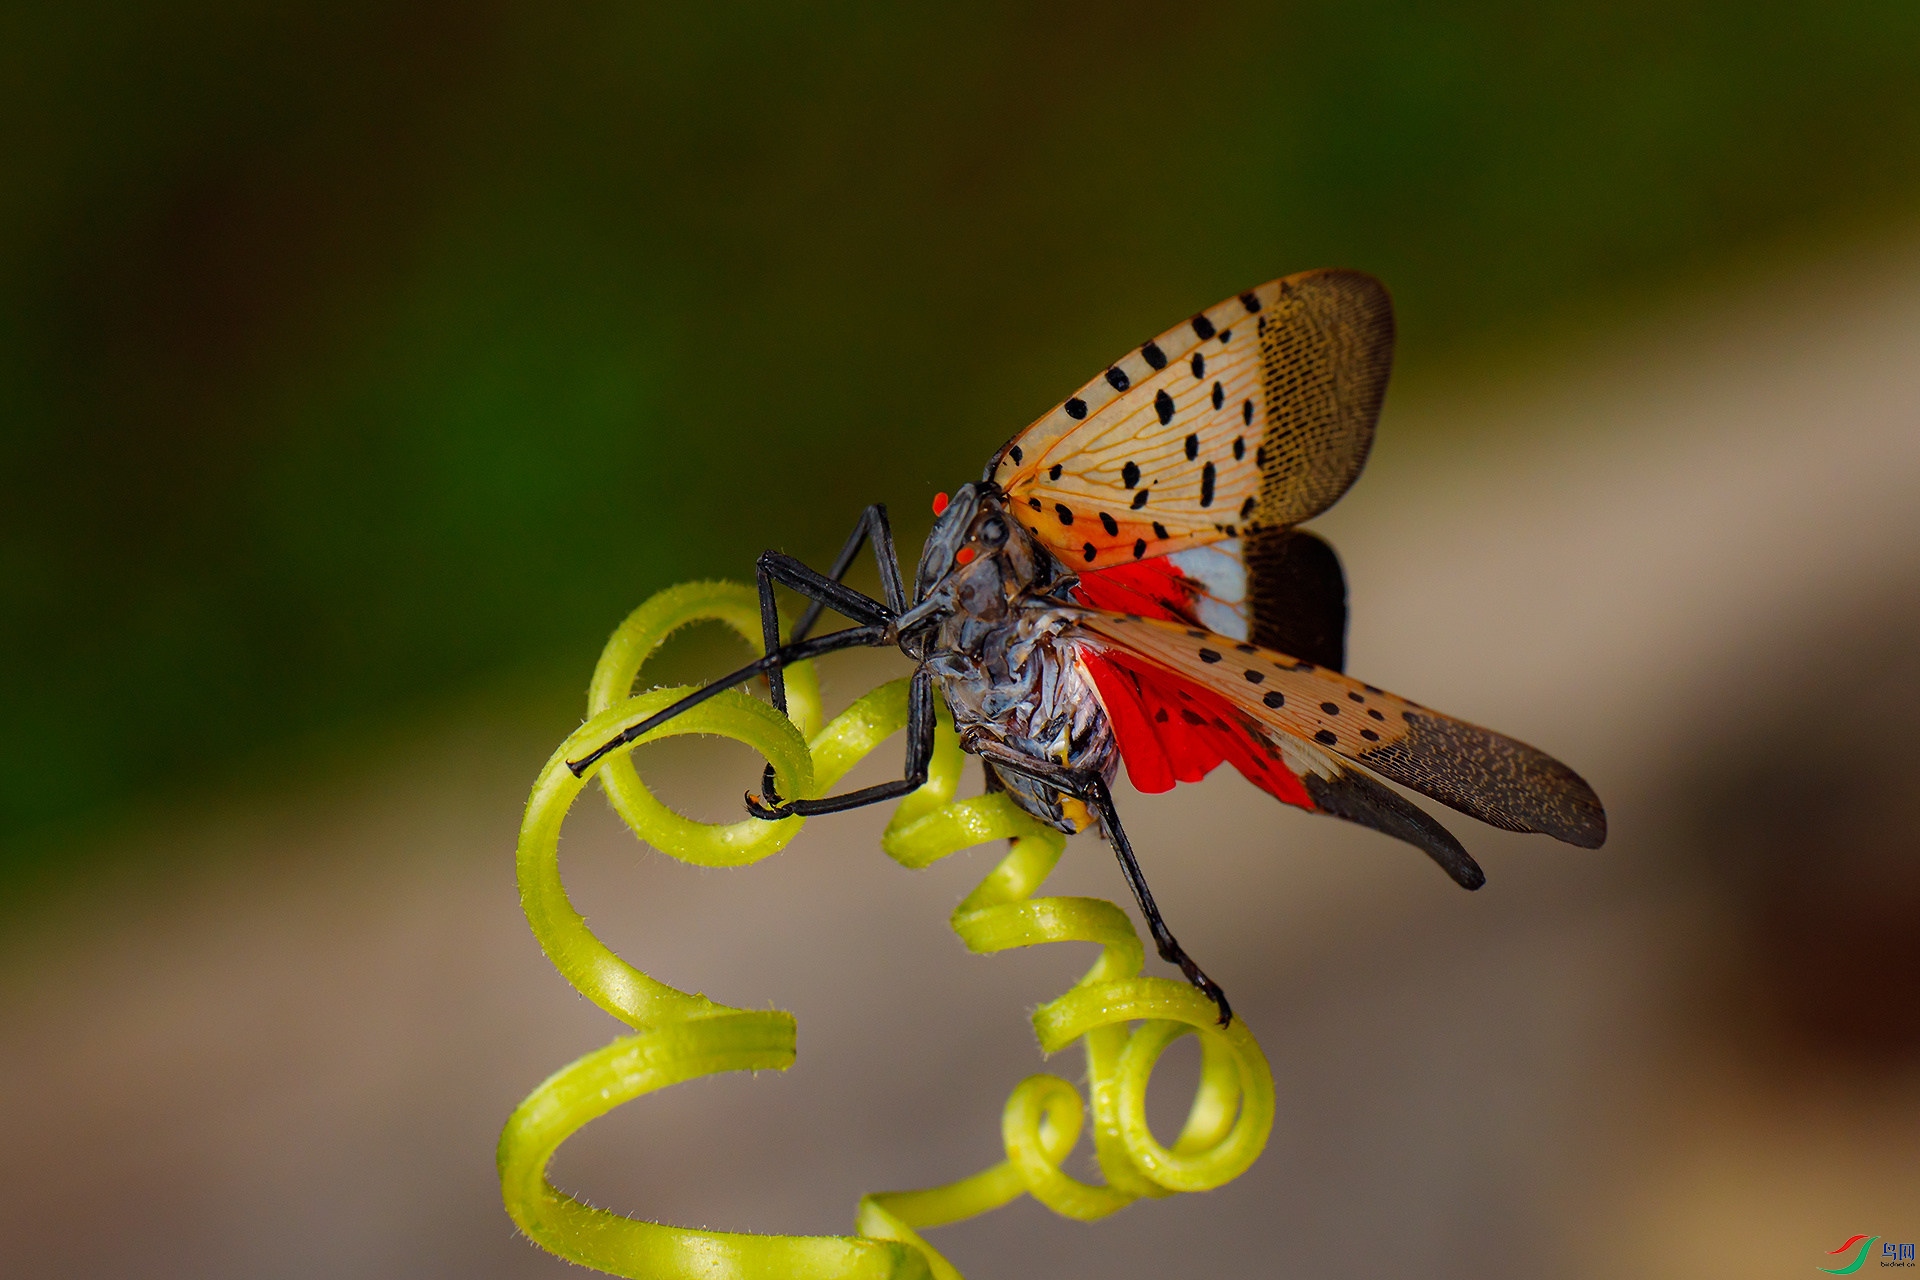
[[3, 5, 1918, 1277]]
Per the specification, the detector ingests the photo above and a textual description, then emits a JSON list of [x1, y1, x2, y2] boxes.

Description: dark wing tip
[[1300, 766, 1486, 890], [1358, 712, 1608, 851], [1521, 750, 1608, 848], [1555, 775, 1608, 849]]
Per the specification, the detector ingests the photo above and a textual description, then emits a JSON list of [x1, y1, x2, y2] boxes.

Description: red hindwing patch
[[1079, 646, 1313, 811], [1071, 557, 1197, 624]]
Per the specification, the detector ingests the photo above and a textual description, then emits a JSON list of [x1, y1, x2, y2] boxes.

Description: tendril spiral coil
[[499, 581, 1275, 1280]]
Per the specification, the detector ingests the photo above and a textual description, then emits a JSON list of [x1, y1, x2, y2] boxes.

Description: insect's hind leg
[[1080, 774, 1233, 1027], [973, 750, 1233, 1026]]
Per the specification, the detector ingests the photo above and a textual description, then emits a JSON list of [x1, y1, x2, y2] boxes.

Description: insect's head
[[897, 483, 1057, 649]]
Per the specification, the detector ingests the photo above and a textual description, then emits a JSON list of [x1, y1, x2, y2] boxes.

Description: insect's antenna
[[564, 623, 890, 778]]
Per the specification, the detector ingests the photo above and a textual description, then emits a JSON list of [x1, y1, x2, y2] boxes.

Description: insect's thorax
[[919, 511, 1117, 833]]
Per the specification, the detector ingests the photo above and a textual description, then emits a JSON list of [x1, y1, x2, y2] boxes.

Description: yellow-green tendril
[[500, 581, 1275, 1279]]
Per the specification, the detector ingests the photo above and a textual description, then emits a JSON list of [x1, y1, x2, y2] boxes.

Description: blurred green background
[[7, 0, 1920, 879]]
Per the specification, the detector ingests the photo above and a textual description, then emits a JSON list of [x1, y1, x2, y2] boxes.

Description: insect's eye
[[977, 515, 1008, 547]]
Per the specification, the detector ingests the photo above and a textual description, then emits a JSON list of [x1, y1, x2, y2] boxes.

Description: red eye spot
[[931, 492, 950, 516], [955, 547, 975, 565]]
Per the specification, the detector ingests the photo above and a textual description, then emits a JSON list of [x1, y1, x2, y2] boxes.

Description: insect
[[568, 269, 1606, 1024]]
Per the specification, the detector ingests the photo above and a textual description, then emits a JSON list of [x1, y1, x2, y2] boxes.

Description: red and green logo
[[1820, 1235, 1879, 1275]]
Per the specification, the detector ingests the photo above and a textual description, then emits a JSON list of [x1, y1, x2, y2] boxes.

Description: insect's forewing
[[1074, 610, 1607, 848], [989, 269, 1393, 570], [1079, 642, 1485, 888]]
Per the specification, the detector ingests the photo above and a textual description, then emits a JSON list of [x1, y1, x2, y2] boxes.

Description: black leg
[[745, 664, 938, 819], [1080, 775, 1231, 1026], [564, 623, 890, 777], [756, 548, 893, 719], [789, 503, 908, 646], [969, 749, 1232, 1026], [751, 505, 908, 801]]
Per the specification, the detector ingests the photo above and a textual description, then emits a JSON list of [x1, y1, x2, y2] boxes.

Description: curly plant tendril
[[500, 580, 1275, 1279]]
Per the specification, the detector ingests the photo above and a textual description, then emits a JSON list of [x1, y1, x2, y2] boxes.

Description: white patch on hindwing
[[1168, 538, 1248, 641]]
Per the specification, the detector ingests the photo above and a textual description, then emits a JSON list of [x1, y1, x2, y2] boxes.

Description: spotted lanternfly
[[569, 269, 1607, 1024]]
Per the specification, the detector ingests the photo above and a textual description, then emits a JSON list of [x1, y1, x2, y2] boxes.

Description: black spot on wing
[[1192, 314, 1216, 341], [1065, 397, 1087, 420], [1191, 352, 1205, 379], [1121, 460, 1140, 488], [1154, 389, 1174, 425], [1106, 366, 1130, 392], [1099, 511, 1119, 536], [1130, 490, 1149, 510], [1142, 340, 1167, 370]]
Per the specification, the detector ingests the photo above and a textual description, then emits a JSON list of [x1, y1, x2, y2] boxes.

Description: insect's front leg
[[746, 664, 938, 819], [787, 503, 909, 646], [755, 547, 893, 717], [564, 622, 890, 778], [970, 749, 1233, 1026], [752, 505, 907, 805]]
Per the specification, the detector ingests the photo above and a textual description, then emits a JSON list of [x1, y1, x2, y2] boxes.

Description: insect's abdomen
[[929, 616, 1117, 834]]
